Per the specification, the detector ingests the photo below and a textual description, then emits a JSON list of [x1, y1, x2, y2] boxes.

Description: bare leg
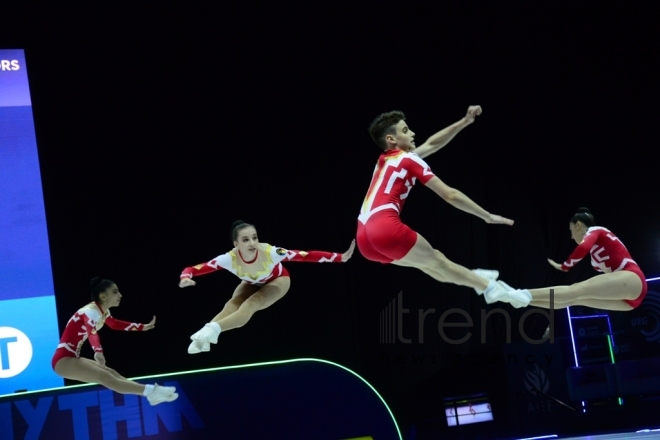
[[212, 276, 291, 331], [393, 233, 489, 290], [392, 260, 447, 283], [211, 281, 260, 322], [527, 272, 641, 305], [79, 358, 128, 380], [531, 300, 565, 309], [531, 298, 633, 311], [55, 357, 145, 395], [188, 282, 265, 352]]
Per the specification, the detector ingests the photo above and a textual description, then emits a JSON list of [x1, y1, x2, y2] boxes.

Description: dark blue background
[[0, 359, 400, 440], [1, 3, 659, 438]]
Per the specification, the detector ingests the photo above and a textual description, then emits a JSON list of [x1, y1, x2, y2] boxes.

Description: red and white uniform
[[561, 226, 647, 308], [51, 302, 145, 369], [180, 242, 343, 285], [356, 150, 436, 263]]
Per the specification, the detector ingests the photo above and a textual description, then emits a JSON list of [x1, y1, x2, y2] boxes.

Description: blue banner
[[0, 49, 31, 108], [0, 49, 64, 393], [0, 359, 402, 440]]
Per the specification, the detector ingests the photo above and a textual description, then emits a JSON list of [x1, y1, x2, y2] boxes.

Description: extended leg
[[212, 281, 260, 322], [212, 276, 291, 331], [56, 357, 146, 395], [527, 272, 641, 305], [393, 233, 490, 290], [190, 277, 291, 345], [530, 298, 633, 311], [188, 282, 260, 354], [392, 233, 488, 290], [391, 233, 522, 305]]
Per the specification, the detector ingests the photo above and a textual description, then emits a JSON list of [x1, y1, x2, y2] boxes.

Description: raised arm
[[179, 255, 228, 287], [424, 176, 514, 225], [414, 106, 482, 159], [279, 240, 355, 263], [105, 315, 156, 331]]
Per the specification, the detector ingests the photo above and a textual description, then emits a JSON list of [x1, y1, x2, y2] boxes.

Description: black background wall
[[2, 2, 659, 438]]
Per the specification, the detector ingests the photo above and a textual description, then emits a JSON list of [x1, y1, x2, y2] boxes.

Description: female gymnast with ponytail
[[179, 220, 355, 354], [498, 207, 648, 311], [51, 277, 178, 405]]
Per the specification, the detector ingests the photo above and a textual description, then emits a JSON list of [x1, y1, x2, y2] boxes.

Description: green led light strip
[[606, 335, 623, 406], [0, 357, 403, 439], [606, 335, 615, 364]]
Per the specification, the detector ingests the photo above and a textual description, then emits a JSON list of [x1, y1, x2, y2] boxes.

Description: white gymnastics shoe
[[472, 269, 500, 295], [190, 322, 221, 344], [146, 384, 178, 406], [482, 279, 510, 304], [496, 280, 532, 309], [188, 340, 211, 354]]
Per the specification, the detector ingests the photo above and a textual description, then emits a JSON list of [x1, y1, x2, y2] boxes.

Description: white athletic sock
[[209, 322, 221, 334], [143, 384, 155, 396]]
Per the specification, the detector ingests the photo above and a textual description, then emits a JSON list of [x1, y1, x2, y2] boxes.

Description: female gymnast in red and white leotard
[[498, 208, 647, 310], [52, 278, 178, 405], [356, 106, 520, 304], [179, 220, 355, 353]]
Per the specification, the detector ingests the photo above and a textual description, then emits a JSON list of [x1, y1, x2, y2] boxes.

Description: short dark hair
[[90, 277, 115, 302], [368, 110, 405, 150], [570, 207, 595, 228], [231, 220, 255, 241]]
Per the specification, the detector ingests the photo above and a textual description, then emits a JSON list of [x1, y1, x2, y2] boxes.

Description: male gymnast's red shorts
[[622, 263, 647, 309], [356, 210, 418, 264]]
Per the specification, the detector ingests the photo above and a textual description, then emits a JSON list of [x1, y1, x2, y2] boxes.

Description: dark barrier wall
[[0, 359, 401, 440]]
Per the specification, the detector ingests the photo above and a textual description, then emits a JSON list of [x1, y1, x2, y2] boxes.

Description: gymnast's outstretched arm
[[415, 105, 482, 159]]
